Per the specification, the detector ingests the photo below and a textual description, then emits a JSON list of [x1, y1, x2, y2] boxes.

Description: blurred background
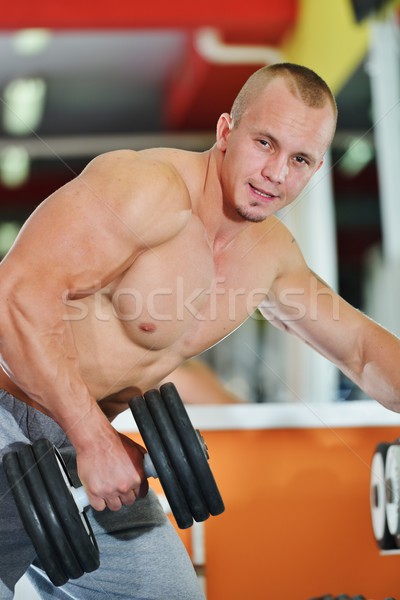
[[1, 0, 399, 404]]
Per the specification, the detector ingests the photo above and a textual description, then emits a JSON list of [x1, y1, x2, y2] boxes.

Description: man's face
[[217, 78, 336, 223]]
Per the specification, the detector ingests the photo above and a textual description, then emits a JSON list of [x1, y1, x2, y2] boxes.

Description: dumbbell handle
[[68, 453, 158, 512]]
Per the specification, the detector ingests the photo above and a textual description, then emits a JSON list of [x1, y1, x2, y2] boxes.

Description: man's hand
[[76, 430, 149, 512], [117, 432, 149, 499]]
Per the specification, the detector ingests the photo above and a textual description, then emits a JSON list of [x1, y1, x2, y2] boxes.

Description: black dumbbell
[[3, 382, 224, 586]]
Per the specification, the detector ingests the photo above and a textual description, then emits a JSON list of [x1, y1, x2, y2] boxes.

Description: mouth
[[248, 183, 279, 202]]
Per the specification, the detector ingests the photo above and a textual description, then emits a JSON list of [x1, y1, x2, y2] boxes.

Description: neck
[[196, 147, 252, 254]]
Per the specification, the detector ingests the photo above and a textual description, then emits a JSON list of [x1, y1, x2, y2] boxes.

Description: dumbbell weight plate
[[129, 395, 194, 529], [144, 388, 210, 522], [385, 443, 400, 540], [370, 442, 396, 549], [3, 449, 68, 587], [160, 383, 225, 517], [17, 444, 84, 582], [32, 439, 100, 574]]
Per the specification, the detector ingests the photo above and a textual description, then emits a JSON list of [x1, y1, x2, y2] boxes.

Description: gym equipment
[[310, 594, 368, 600], [309, 596, 397, 600], [384, 443, 400, 540], [370, 442, 397, 550], [3, 382, 224, 586]]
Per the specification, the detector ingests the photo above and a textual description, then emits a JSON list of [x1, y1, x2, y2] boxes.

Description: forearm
[[270, 271, 400, 412], [345, 321, 400, 412]]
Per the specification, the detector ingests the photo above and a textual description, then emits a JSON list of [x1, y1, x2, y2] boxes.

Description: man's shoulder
[[76, 149, 194, 247], [81, 148, 192, 205], [240, 215, 306, 282], [87, 149, 186, 184], [249, 215, 296, 248]]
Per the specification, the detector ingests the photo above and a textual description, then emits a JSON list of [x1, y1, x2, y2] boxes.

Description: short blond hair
[[231, 63, 337, 129]]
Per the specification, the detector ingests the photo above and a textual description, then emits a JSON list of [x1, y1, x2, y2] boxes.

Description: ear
[[216, 113, 233, 151]]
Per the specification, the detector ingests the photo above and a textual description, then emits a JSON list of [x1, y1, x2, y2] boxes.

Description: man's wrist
[[60, 399, 117, 452]]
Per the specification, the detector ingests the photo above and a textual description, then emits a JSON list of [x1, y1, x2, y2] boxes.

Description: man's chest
[[107, 235, 274, 355]]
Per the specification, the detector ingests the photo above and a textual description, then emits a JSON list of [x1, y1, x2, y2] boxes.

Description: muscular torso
[[0, 147, 292, 419], [67, 211, 279, 416]]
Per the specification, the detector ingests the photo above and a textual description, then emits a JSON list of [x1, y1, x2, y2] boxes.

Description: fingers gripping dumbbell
[[3, 383, 225, 587]]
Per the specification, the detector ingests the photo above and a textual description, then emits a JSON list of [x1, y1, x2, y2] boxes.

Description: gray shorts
[[0, 389, 205, 600]]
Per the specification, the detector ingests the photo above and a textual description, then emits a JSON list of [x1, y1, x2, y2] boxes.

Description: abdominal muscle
[[65, 290, 229, 419]]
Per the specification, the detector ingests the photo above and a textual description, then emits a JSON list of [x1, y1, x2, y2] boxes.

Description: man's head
[[230, 63, 337, 143], [216, 63, 337, 223]]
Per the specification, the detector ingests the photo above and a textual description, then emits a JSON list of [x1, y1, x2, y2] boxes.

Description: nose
[[262, 155, 288, 184]]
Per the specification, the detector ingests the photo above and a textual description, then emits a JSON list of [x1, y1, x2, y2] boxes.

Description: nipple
[[139, 322, 156, 333]]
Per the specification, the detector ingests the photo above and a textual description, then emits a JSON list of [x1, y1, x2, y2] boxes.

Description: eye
[[293, 155, 309, 165], [258, 139, 272, 149]]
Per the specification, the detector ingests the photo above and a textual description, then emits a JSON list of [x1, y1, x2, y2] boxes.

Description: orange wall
[[131, 424, 400, 600]]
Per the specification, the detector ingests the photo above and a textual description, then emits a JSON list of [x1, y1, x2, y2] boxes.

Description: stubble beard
[[235, 203, 269, 224]]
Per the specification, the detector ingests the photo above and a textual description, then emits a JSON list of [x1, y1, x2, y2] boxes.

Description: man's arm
[[260, 237, 400, 412], [0, 150, 191, 509]]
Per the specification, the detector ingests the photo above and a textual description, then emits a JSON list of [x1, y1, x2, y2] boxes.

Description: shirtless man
[[0, 63, 399, 599]]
